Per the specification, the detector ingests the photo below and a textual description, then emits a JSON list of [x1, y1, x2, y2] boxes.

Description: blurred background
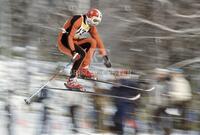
[[0, 0, 200, 135]]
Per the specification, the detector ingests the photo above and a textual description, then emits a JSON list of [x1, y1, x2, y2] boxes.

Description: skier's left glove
[[103, 55, 111, 68]]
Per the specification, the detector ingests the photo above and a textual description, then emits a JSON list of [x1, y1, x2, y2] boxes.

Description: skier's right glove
[[103, 55, 112, 68]]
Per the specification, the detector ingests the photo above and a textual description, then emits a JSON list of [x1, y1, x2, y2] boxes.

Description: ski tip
[[146, 86, 155, 91], [129, 93, 141, 100]]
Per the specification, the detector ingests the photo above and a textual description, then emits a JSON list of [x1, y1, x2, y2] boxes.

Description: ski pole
[[24, 53, 78, 104]]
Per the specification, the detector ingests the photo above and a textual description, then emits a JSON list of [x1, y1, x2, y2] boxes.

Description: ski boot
[[79, 68, 97, 80], [64, 77, 85, 91]]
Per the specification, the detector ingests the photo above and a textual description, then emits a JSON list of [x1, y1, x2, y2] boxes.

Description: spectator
[[5, 90, 15, 135], [167, 68, 192, 130], [109, 72, 141, 135], [149, 68, 171, 135]]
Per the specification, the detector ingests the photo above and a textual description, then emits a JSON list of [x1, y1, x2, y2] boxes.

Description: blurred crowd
[[1, 67, 200, 135]]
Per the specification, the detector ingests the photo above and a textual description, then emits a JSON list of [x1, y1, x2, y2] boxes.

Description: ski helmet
[[86, 8, 102, 26]]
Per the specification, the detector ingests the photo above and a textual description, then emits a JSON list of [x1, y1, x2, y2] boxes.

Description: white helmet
[[86, 8, 102, 26]]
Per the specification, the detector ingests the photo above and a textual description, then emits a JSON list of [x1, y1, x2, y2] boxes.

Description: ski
[[65, 75, 155, 92], [47, 87, 141, 101]]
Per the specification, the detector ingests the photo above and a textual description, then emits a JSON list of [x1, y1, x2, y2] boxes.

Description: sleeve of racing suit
[[89, 26, 107, 56]]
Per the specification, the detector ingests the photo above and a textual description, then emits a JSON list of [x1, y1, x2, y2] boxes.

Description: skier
[[57, 8, 111, 90]]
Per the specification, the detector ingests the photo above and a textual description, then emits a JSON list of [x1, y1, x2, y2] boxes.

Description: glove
[[103, 55, 111, 68]]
